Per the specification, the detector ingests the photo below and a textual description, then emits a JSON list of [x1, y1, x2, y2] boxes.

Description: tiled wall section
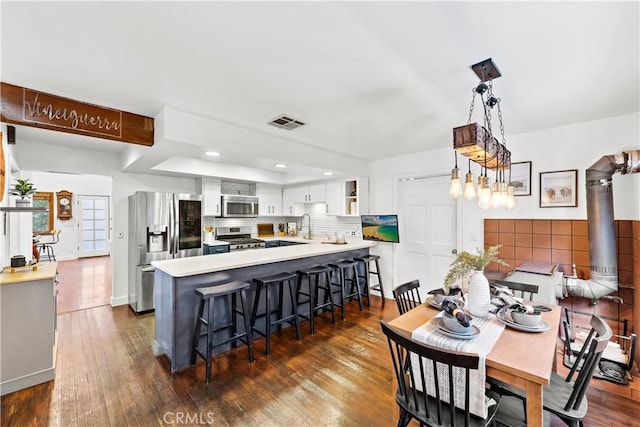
[[204, 203, 362, 238], [221, 181, 252, 195], [484, 219, 633, 284], [485, 218, 637, 344]]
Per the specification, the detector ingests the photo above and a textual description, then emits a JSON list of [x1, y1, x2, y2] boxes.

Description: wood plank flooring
[[55, 257, 111, 314], [2, 294, 639, 426]]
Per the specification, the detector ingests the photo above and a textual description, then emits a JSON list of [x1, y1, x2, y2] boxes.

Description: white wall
[[1, 129, 34, 268], [7, 112, 638, 305], [369, 112, 640, 295], [1, 131, 11, 267], [23, 171, 112, 261], [11, 140, 196, 306]]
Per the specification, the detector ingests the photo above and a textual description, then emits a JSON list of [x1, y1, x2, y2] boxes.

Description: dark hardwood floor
[[2, 295, 639, 426]]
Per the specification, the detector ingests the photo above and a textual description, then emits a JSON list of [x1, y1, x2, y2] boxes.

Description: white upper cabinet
[[292, 183, 327, 203], [308, 183, 326, 203], [293, 186, 308, 203], [325, 181, 343, 216], [282, 187, 296, 216], [257, 185, 282, 216], [198, 178, 222, 216], [343, 177, 368, 216], [282, 178, 369, 216], [324, 177, 369, 216], [282, 188, 303, 216]]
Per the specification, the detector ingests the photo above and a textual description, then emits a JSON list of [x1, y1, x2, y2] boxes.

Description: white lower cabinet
[[1, 263, 58, 396]]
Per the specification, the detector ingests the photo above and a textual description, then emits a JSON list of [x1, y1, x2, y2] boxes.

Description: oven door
[[221, 195, 259, 217]]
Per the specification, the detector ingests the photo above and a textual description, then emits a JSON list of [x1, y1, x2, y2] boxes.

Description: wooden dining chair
[[492, 279, 539, 301], [493, 314, 612, 427], [393, 279, 422, 315], [380, 321, 502, 427]]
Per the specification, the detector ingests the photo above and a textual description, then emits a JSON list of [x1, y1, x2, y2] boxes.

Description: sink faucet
[[301, 214, 311, 239]]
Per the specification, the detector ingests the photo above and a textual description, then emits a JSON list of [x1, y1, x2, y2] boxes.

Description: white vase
[[466, 270, 491, 317], [15, 198, 31, 208]]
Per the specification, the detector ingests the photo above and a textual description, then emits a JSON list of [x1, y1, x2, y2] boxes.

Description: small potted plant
[[9, 179, 37, 207], [443, 244, 508, 317]]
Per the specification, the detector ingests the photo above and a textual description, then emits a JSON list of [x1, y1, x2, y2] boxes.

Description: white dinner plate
[[434, 318, 480, 340], [426, 295, 466, 310], [496, 308, 550, 333]]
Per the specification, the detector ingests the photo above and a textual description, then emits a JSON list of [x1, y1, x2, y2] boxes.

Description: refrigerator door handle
[[168, 194, 175, 256], [172, 194, 179, 257]]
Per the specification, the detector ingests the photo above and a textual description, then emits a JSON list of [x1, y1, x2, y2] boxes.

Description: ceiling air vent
[[267, 114, 305, 130]]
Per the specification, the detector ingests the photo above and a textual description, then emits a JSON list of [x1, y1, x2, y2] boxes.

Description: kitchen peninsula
[[152, 238, 377, 371]]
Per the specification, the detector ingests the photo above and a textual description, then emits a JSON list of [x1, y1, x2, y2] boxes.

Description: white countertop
[[152, 238, 377, 277], [202, 240, 230, 246]]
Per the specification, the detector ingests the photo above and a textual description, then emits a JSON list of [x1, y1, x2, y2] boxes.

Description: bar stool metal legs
[[296, 265, 336, 334], [354, 255, 385, 307], [191, 281, 255, 384], [250, 272, 301, 355], [328, 260, 363, 319]]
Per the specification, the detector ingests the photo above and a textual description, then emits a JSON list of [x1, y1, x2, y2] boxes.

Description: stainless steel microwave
[[220, 195, 259, 217]]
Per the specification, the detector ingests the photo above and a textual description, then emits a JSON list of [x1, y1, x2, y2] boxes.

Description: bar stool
[[191, 280, 255, 384], [296, 265, 336, 334], [250, 272, 301, 355], [328, 260, 363, 319], [354, 254, 385, 307]]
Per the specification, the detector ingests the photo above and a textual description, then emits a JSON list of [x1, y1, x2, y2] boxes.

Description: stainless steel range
[[215, 226, 266, 250]]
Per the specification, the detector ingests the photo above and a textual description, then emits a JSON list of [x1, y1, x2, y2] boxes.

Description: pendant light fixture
[[449, 152, 463, 198], [463, 158, 476, 199], [478, 131, 492, 209], [451, 58, 515, 210]]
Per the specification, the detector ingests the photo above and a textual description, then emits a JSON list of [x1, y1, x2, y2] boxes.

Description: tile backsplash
[[203, 203, 362, 238], [221, 181, 251, 195], [484, 218, 634, 285]]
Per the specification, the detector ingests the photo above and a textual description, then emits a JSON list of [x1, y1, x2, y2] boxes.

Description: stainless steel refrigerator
[[128, 191, 202, 313]]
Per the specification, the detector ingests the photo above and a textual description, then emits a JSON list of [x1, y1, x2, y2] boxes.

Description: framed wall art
[[539, 169, 578, 208], [510, 161, 532, 196]]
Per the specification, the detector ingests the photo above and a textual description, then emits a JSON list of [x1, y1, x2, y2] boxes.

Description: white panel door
[[78, 196, 110, 258], [395, 175, 457, 297]]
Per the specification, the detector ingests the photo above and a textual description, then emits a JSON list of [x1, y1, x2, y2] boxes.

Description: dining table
[[388, 301, 561, 427]]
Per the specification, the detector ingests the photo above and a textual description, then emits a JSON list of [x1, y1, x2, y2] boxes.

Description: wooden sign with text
[[0, 82, 153, 146]]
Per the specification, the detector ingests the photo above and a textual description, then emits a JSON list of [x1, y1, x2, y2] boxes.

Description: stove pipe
[[565, 149, 640, 301]]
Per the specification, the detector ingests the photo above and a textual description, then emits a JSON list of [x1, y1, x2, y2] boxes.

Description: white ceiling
[[2, 1, 638, 182]]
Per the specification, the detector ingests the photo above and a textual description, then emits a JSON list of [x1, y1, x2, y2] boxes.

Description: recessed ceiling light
[[323, 171, 333, 176], [274, 163, 287, 168], [205, 151, 221, 156]]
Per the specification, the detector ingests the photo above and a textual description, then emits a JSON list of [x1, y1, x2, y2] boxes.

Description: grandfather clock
[[56, 190, 73, 220]]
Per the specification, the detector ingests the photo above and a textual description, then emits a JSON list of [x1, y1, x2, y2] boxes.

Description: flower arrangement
[[443, 244, 508, 292]]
